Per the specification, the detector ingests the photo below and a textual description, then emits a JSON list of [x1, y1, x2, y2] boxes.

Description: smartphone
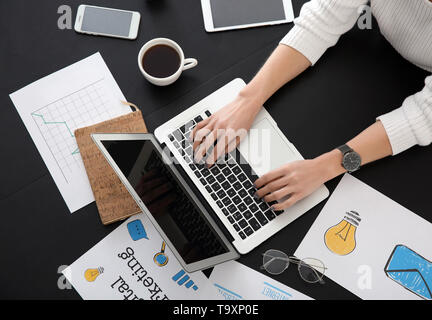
[[74, 5, 140, 40]]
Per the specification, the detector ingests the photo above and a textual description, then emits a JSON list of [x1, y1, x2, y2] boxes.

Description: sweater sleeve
[[377, 75, 432, 155], [280, 0, 368, 65]]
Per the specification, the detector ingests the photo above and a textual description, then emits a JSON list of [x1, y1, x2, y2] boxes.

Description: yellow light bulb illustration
[[84, 267, 104, 282], [324, 211, 361, 256]]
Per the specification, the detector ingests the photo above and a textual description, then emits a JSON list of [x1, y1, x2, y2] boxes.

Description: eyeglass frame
[[260, 249, 327, 284]]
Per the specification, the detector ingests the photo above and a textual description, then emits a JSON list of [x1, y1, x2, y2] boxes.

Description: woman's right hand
[[190, 92, 262, 166], [189, 44, 311, 166]]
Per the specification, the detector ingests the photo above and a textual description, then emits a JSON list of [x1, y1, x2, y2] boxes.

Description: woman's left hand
[[254, 153, 342, 211]]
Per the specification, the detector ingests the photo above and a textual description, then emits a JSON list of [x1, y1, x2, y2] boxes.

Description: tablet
[[92, 133, 239, 273], [201, 0, 294, 32]]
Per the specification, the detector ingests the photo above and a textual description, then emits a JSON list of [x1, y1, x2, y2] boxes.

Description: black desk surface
[[1, 0, 430, 299]]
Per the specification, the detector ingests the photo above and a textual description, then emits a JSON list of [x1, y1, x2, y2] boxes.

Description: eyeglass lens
[[298, 258, 325, 283], [262, 249, 289, 275]]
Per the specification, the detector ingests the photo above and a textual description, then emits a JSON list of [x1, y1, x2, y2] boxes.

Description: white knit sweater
[[280, 0, 432, 155]]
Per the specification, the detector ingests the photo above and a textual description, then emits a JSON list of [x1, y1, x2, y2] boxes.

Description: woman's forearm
[[240, 45, 393, 182], [317, 121, 393, 181], [240, 44, 311, 107], [191, 45, 311, 165]]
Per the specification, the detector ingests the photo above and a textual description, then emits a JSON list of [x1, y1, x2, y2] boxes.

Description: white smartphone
[[201, 0, 294, 32], [74, 5, 140, 40]]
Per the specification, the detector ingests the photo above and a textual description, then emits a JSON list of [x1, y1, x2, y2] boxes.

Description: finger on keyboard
[[191, 116, 211, 143]]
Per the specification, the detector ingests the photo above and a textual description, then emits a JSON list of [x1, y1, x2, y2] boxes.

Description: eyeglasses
[[261, 249, 327, 284]]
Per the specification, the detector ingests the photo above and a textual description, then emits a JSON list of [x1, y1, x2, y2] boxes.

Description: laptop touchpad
[[238, 118, 298, 177]]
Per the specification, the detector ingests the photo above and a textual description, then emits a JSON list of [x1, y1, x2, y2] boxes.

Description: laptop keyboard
[[168, 110, 284, 241]]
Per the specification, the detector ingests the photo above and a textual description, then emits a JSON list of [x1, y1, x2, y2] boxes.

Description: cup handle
[[182, 58, 198, 71]]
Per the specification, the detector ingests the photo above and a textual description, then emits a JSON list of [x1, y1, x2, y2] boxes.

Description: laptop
[[92, 78, 329, 272]]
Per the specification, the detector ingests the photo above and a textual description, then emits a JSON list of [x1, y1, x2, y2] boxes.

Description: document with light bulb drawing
[[295, 174, 432, 300]]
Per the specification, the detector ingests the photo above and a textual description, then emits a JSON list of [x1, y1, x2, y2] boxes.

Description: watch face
[[343, 152, 361, 172]]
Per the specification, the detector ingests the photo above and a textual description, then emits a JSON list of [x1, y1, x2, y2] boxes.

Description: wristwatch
[[337, 144, 362, 173]]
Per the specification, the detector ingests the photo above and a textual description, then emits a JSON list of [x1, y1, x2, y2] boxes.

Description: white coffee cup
[[138, 38, 198, 86]]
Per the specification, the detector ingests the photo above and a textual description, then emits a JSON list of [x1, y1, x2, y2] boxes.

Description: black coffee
[[142, 44, 181, 78]]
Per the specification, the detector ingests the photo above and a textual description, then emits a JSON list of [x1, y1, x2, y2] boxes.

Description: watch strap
[[337, 144, 353, 155]]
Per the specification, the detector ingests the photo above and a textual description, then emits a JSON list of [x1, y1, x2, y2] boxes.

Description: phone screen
[[81, 6, 132, 37]]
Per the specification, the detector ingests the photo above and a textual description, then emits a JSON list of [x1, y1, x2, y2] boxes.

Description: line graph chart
[[31, 113, 79, 155], [11, 53, 131, 212], [31, 78, 119, 183]]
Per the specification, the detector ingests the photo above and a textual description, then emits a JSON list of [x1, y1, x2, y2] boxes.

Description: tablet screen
[[210, 0, 286, 28], [101, 138, 230, 265]]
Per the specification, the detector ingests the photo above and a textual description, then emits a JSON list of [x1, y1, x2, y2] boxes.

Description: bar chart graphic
[[172, 270, 199, 291]]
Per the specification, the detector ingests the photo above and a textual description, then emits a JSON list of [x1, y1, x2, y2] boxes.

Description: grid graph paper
[[31, 78, 118, 183], [11, 53, 130, 212]]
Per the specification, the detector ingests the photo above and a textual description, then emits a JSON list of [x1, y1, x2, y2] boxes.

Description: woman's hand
[[254, 120, 393, 210], [190, 45, 312, 167], [190, 93, 262, 166], [254, 151, 344, 210]]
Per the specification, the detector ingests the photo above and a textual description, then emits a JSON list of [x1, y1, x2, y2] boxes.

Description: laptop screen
[[101, 138, 230, 264]]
